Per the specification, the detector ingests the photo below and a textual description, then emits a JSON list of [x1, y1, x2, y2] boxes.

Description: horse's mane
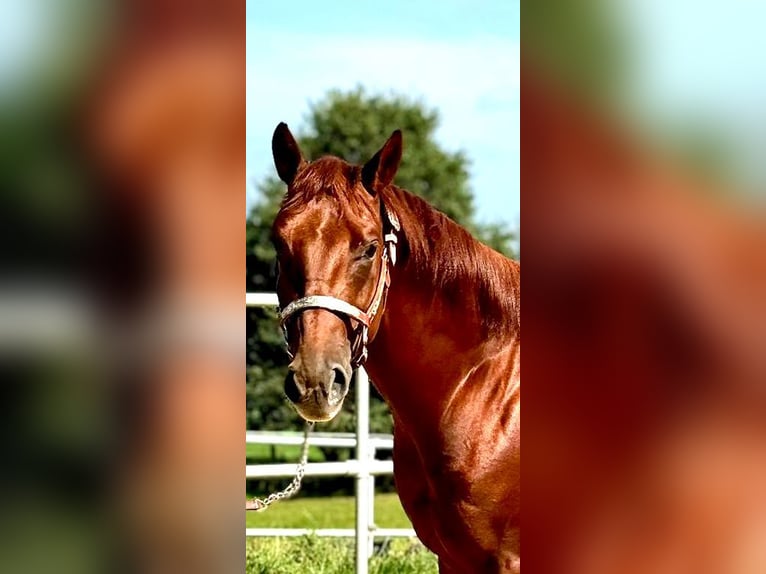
[[386, 185, 520, 339]]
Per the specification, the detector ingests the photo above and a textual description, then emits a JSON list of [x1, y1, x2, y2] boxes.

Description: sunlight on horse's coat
[[272, 124, 520, 573]]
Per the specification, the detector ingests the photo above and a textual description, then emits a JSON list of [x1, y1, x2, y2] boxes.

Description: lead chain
[[246, 421, 314, 511]]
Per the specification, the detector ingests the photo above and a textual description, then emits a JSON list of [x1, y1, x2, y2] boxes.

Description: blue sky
[[246, 0, 521, 227]]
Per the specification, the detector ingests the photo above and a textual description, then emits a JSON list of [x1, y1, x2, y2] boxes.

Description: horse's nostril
[[327, 367, 349, 406], [284, 370, 303, 403], [333, 368, 348, 391]]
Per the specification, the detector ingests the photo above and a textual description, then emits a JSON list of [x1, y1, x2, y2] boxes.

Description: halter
[[278, 197, 400, 367]]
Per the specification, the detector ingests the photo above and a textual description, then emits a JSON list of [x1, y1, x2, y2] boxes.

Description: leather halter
[[278, 197, 400, 367]]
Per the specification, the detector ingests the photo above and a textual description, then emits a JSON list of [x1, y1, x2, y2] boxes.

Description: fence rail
[[246, 430, 395, 449], [246, 293, 416, 574], [246, 459, 394, 478], [246, 528, 416, 538]]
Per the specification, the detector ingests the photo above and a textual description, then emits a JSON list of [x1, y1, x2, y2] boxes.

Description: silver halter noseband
[[278, 199, 400, 367]]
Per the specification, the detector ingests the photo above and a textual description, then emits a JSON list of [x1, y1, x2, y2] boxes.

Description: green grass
[[246, 494, 436, 573], [246, 536, 437, 574], [246, 493, 410, 529]]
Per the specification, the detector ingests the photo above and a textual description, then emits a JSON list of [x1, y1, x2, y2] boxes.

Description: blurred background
[[526, 0, 766, 196], [524, 2, 766, 573], [1, 0, 244, 573]]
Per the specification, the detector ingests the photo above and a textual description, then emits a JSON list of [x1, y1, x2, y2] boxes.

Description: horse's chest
[[393, 431, 509, 571]]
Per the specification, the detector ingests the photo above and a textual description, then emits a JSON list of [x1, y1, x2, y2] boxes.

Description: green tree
[[247, 87, 517, 435]]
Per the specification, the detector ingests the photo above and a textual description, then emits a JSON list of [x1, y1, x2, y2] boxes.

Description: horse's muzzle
[[284, 362, 351, 422]]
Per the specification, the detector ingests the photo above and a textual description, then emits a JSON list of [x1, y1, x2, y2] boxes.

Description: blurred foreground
[[1, 1, 244, 573], [524, 3, 766, 572]]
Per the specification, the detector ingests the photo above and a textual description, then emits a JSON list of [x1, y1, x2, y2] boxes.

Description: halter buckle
[[384, 232, 398, 266]]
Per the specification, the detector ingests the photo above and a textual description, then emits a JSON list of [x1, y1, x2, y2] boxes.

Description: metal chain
[[246, 421, 314, 512]]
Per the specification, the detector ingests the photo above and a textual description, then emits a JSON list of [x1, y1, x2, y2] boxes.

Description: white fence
[[246, 293, 416, 574]]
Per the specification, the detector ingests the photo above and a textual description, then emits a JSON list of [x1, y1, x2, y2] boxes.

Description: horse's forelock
[[282, 157, 375, 217]]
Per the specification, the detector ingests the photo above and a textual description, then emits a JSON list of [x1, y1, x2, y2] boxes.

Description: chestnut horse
[[270, 123, 520, 573]]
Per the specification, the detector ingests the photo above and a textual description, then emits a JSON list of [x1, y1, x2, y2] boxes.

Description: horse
[[270, 123, 521, 573]]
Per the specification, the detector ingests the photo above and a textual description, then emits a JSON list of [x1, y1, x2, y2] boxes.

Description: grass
[[246, 493, 410, 529], [246, 537, 437, 574], [246, 494, 437, 573]]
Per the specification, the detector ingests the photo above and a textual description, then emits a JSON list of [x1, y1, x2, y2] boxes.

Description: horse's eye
[[362, 242, 378, 259]]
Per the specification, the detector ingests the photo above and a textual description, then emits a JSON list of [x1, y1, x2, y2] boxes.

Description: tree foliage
[[247, 87, 517, 434]]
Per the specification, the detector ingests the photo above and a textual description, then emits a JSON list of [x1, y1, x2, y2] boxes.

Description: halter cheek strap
[[279, 199, 400, 367]]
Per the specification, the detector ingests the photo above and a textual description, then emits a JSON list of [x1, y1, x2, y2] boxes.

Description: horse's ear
[[361, 130, 402, 196], [272, 122, 306, 185]]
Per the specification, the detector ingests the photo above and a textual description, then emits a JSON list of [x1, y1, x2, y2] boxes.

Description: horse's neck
[[366, 190, 519, 439]]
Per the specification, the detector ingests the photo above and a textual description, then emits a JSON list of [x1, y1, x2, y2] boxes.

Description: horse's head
[[270, 123, 402, 422]]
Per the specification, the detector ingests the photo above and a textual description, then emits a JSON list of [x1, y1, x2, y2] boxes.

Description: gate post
[[368, 445, 376, 558], [355, 367, 371, 574]]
